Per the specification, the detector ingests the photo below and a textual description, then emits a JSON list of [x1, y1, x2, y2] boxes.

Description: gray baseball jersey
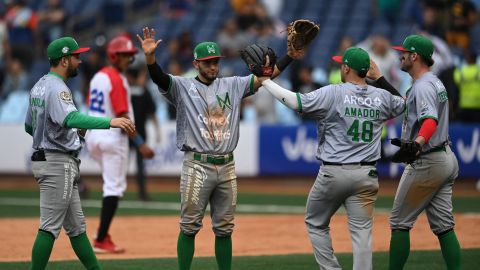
[[401, 72, 449, 151], [160, 74, 254, 154], [25, 72, 81, 152], [299, 82, 405, 163]]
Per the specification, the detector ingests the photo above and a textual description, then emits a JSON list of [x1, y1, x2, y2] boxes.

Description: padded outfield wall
[[1, 123, 479, 178]]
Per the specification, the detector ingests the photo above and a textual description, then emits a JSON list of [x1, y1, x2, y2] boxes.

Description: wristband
[[132, 134, 145, 146], [276, 55, 293, 71]]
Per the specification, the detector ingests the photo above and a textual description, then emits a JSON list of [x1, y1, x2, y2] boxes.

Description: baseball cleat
[[93, 235, 125, 254]]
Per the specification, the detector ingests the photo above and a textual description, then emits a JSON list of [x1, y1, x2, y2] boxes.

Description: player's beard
[[66, 60, 79, 78], [400, 55, 412, 72], [340, 70, 346, 83], [199, 68, 218, 82]]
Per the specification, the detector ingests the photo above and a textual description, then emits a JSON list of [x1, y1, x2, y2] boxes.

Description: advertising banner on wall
[[0, 123, 258, 177], [259, 123, 480, 178]]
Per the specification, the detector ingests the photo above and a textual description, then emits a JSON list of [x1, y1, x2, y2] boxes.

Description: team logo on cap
[[194, 52, 197, 59], [207, 45, 216, 54], [62, 47, 69, 54]]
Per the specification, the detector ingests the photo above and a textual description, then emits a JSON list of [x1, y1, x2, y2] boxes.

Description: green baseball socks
[[388, 230, 410, 270], [177, 231, 232, 270], [31, 230, 55, 270], [215, 235, 232, 270], [438, 230, 461, 270], [70, 232, 103, 270], [31, 230, 102, 270], [389, 229, 461, 270], [178, 231, 195, 270]]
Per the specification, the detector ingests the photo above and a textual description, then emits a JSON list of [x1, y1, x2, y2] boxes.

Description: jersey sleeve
[[414, 81, 438, 123], [240, 75, 255, 98], [25, 101, 33, 134], [109, 73, 129, 116], [48, 88, 78, 126], [161, 75, 179, 104], [299, 85, 335, 118]]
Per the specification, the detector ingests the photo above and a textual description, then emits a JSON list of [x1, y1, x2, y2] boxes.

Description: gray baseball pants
[[306, 164, 379, 270], [32, 151, 85, 238]]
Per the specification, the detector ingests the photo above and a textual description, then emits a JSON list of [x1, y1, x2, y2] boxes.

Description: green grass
[[2, 249, 479, 270], [0, 189, 479, 218]]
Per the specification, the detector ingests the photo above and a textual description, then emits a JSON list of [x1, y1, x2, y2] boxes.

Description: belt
[[193, 152, 234, 165], [422, 141, 448, 155], [322, 161, 377, 166], [32, 149, 79, 161]]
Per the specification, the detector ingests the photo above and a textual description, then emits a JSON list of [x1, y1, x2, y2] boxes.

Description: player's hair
[[49, 57, 62, 67], [423, 56, 434, 67], [356, 70, 368, 78]]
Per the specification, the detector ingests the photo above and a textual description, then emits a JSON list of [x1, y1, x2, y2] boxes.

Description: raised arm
[[367, 59, 402, 97], [137, 27, 170, 91], [260, 79, 299, 110]]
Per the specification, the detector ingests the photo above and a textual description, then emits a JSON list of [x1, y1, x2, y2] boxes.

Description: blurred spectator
[[79, 34, 108, 104], [126, 53, 161, 201], [0, 57, 29, 101], [231, 0, 263, 32], [410, 0, 449, 38], [446, 0, 477, 54], [296, 65, 323, 94], [328, 36, 353, 84], [454, 51, 480, 122], [357, 33, 402, 90], [217, 18, 252, 58], [162, 32, 193, 71], [4, 0, 38, 68], [259, 0, 283, 18], [37, 0, 67, 47], [163, 0, 192, 18]]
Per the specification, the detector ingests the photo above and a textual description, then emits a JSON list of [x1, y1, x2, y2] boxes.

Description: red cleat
[[93, 235, 125, 254]]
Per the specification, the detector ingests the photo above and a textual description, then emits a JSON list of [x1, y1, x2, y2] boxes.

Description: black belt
[[31, 149, 79, 161], [193, 152, 234, 165], [322, 161, 377, 166]]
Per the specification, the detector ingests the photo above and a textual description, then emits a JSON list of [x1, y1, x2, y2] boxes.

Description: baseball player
[[388, 35, 461, 270], [258, 47, 405, 270], [137, 27, 301, 270], [25, 36, 135, 270], [85, 34, 155, 253]]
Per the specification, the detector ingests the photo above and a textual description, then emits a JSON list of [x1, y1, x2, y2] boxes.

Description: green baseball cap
[[392, 35, 434, 62], [47, 37, 90, 60], [332, 47, 370, 72], [193, 41, 224, 61]]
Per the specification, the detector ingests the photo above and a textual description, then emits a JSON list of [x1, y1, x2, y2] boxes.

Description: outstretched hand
[[110, 118, 136, 137], [136, 27, 162, 64]]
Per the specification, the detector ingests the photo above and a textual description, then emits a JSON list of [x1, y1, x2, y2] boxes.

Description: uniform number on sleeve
[[347, 119, 373, 142], [89, 89, 105, 113]]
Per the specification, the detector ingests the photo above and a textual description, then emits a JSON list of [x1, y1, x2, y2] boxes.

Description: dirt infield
[[1, 213, 479, 262]]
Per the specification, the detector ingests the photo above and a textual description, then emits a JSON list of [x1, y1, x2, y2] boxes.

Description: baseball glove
[[240, 44, 277, 77], [390, 138, 422, 164], [287, 19, 320, 56]]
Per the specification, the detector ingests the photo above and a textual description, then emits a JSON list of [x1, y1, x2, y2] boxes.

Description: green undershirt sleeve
[[25, 124, 33, 136], [63, 111, 111, 129]]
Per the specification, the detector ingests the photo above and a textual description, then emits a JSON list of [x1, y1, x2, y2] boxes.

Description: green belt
[[193, 153, 234, 165]]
